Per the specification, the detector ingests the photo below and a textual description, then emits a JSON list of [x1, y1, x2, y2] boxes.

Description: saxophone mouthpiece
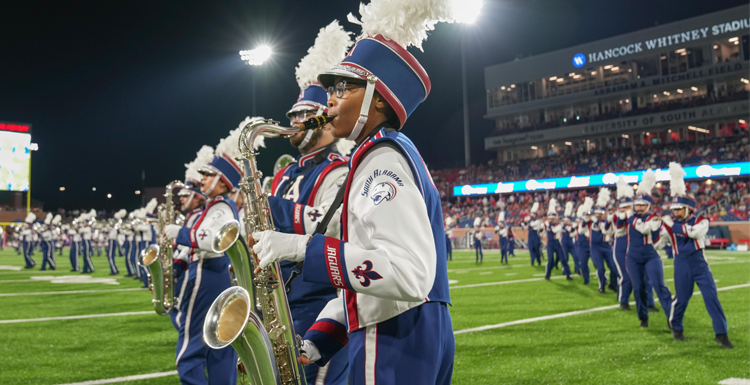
[[296, 114, 334, 131]]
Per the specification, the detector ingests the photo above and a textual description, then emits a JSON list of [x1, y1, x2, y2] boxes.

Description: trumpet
[[141, 180, 185, 315], [204, 115, 331, 385]]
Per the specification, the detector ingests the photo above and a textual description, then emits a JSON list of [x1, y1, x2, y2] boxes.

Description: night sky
[[1, 0, 745, 211]]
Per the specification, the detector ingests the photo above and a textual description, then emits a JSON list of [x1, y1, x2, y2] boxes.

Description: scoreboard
[[0, 122, 32, 192]]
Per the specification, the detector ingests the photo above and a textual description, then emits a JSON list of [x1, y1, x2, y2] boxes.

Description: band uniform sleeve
[[302, 145, 436, 302], [302, 295, 348, 366], [686, 217, 710, 239], [176, 203, 235, 251]]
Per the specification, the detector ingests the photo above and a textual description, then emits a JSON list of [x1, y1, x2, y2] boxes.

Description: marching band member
[[662, 162, 733, 348], [122, 213, 136, 277], [40, 213, 56, 271], [164, 127, 244, 385], [80, 212, 95, 273], [496, 212, 509, 264], [616, 170, 672, 328], [544, 199, 572, 280], [21, 214, 36, 268], [473, 227, 484, 263], [576, 198, 594, 286], [137, 199, 158, 288], [252, 1, 456, 381], [107, 209, 126, 275], [508, 224, 515, 256], [562, 202, 579, 275], [261, 20, 353, 385], [68, 220, 81, 272], [589, 188, 617, 293], [170, 146, 211, 332], [527, 202, 543, 266]]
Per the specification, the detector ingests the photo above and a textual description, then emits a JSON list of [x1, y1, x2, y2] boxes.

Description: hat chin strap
[[296, 130, 314, 151], [347, 75, 378, 141], [204, 175, 221, 197]]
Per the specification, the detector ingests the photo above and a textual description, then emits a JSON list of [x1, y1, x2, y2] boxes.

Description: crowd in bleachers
[[432, 136, 749, 199], [493, 90, 748, 135]]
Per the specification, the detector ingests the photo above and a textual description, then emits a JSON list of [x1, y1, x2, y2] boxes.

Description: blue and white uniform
[[173, 195, 237, 385], [497, 225, 509, 263], [40, 227, 56, 270], [577, 219, 592, 285], [170, 206, 202, 332], [589, 218, 616, 291], [268, 144, 350, 385], [612, 213, 655, 307], [617, 212, 672, 322], [544, 221, 569, 278], [21, 227, 35, 268], [562, 222, 578, 272], [106, 226, 119, 275], [302, 129, 454, 385], [664, 215, 728, 335], [80, 226, 94, 273], [528, 218, 543, 266], [68, 228, 80, 271]]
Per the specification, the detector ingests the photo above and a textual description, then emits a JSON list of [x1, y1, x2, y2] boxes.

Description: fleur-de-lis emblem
[[351, 260, 383, 287], [307, 209, 323, 222]]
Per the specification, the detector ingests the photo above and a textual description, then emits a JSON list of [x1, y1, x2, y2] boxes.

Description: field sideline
[[0, 247, 747, 384]]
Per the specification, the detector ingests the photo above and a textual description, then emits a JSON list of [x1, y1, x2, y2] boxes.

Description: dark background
[[0, 0, 745, 211]]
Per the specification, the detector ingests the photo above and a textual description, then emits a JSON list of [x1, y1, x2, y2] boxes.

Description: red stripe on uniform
[[324, 237, 347, 290], [293, 203, 305, 235], [307, 320, 349, 346], [346, 290, 359, 331], [307, 161, 347, 205]]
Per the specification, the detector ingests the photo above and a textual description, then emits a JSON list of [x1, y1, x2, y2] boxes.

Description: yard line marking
[[719, 378, 750, 385], [0, 279, 36, 283], [455, 283, 750, 334], [0, 311, 153, 324], [449, 259, 748, 275], [0, 288, 143, 297], [479, 272, 493, 275], [0, 265, 23, 271], [55, 370, 178, 385], [506, 273, 517, 276], [448, 263, 531, 273]]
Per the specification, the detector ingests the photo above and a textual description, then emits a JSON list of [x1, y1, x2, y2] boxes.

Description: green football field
[[0, 247, 748, 385]]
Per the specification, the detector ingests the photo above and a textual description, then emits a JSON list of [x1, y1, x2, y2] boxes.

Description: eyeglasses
[[327, 80, 364, 99], [289, 111, 315, 124]]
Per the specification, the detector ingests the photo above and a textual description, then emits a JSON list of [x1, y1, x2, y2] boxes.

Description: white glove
[[164, 224, 181, 240], [299, 339, 321, 363], [252, 230, 310, 269], [662, 215, 674, 227], [617, 211, 626, 220]]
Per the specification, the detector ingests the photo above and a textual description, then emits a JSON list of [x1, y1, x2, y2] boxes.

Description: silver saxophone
[[203, 115, 332, 385], [141, 180, 185, 315]]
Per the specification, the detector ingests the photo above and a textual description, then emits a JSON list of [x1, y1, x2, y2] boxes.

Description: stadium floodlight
[[92, 187, 96, 191], [451, 0, 483, 24], [59, 187, 65, 192], [134, 190, 141, 195], [239, 45, 272, 66], [29, 143, 39, 151], [107, 194, 112, 199]]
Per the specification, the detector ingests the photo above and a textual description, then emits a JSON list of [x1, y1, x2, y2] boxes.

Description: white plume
[[52, 215, 62, 225], [616, 175, 633, 199], [336, 138, 357, 156], [576, 203, 585, 218], [597, 187, 611, 208], [497, 211, 505, 223], [349, 0, 456, 51], [44, 213, 52, 224], [530, 201, 540, 214], [88, 209, 96, 219], [564, 201, 573, 217], [637, 169, 656, 195], [296, 20, 353, 89], [582, 197, 595, 214], [114, 209, 127, 220], [145, 198, 158, 215], [547, 198, 558, 215], [669, 162, 687, 197], [25, 213, 36, 224], [185, 145, 214, 182], [134, 208, 146, 219], [216, 126, 243, 161]]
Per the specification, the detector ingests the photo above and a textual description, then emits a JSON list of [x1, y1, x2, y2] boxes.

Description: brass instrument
[[204, 115, 331, 385], [141, 180, 185, 315]]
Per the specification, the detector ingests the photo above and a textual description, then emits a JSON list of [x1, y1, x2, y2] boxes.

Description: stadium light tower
[[239, 45, 273, 116], [453, 0, 484, 168]]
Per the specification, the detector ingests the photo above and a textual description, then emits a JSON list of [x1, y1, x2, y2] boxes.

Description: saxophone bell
[[204, 286, 281, 385], [212, 220, 258, 312]]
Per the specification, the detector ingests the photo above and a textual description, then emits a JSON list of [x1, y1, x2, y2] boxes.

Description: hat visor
[[670, 203, 687, 210], [318, 67, 367, 89], [285, 103, 326, 119], [619, 202, 633, 208]]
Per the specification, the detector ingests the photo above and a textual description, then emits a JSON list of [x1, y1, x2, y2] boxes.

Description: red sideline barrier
[[709, 238, 730, 248]]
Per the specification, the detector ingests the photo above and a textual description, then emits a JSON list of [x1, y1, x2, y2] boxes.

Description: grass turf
[[0, 247, 747, 384]]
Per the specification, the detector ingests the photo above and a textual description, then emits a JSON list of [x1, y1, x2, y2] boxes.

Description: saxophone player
[[251, 1, 456, 383], [169, 146, 211, 332], [164, 129, 243, 385], [258, 20, 354, 385]]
